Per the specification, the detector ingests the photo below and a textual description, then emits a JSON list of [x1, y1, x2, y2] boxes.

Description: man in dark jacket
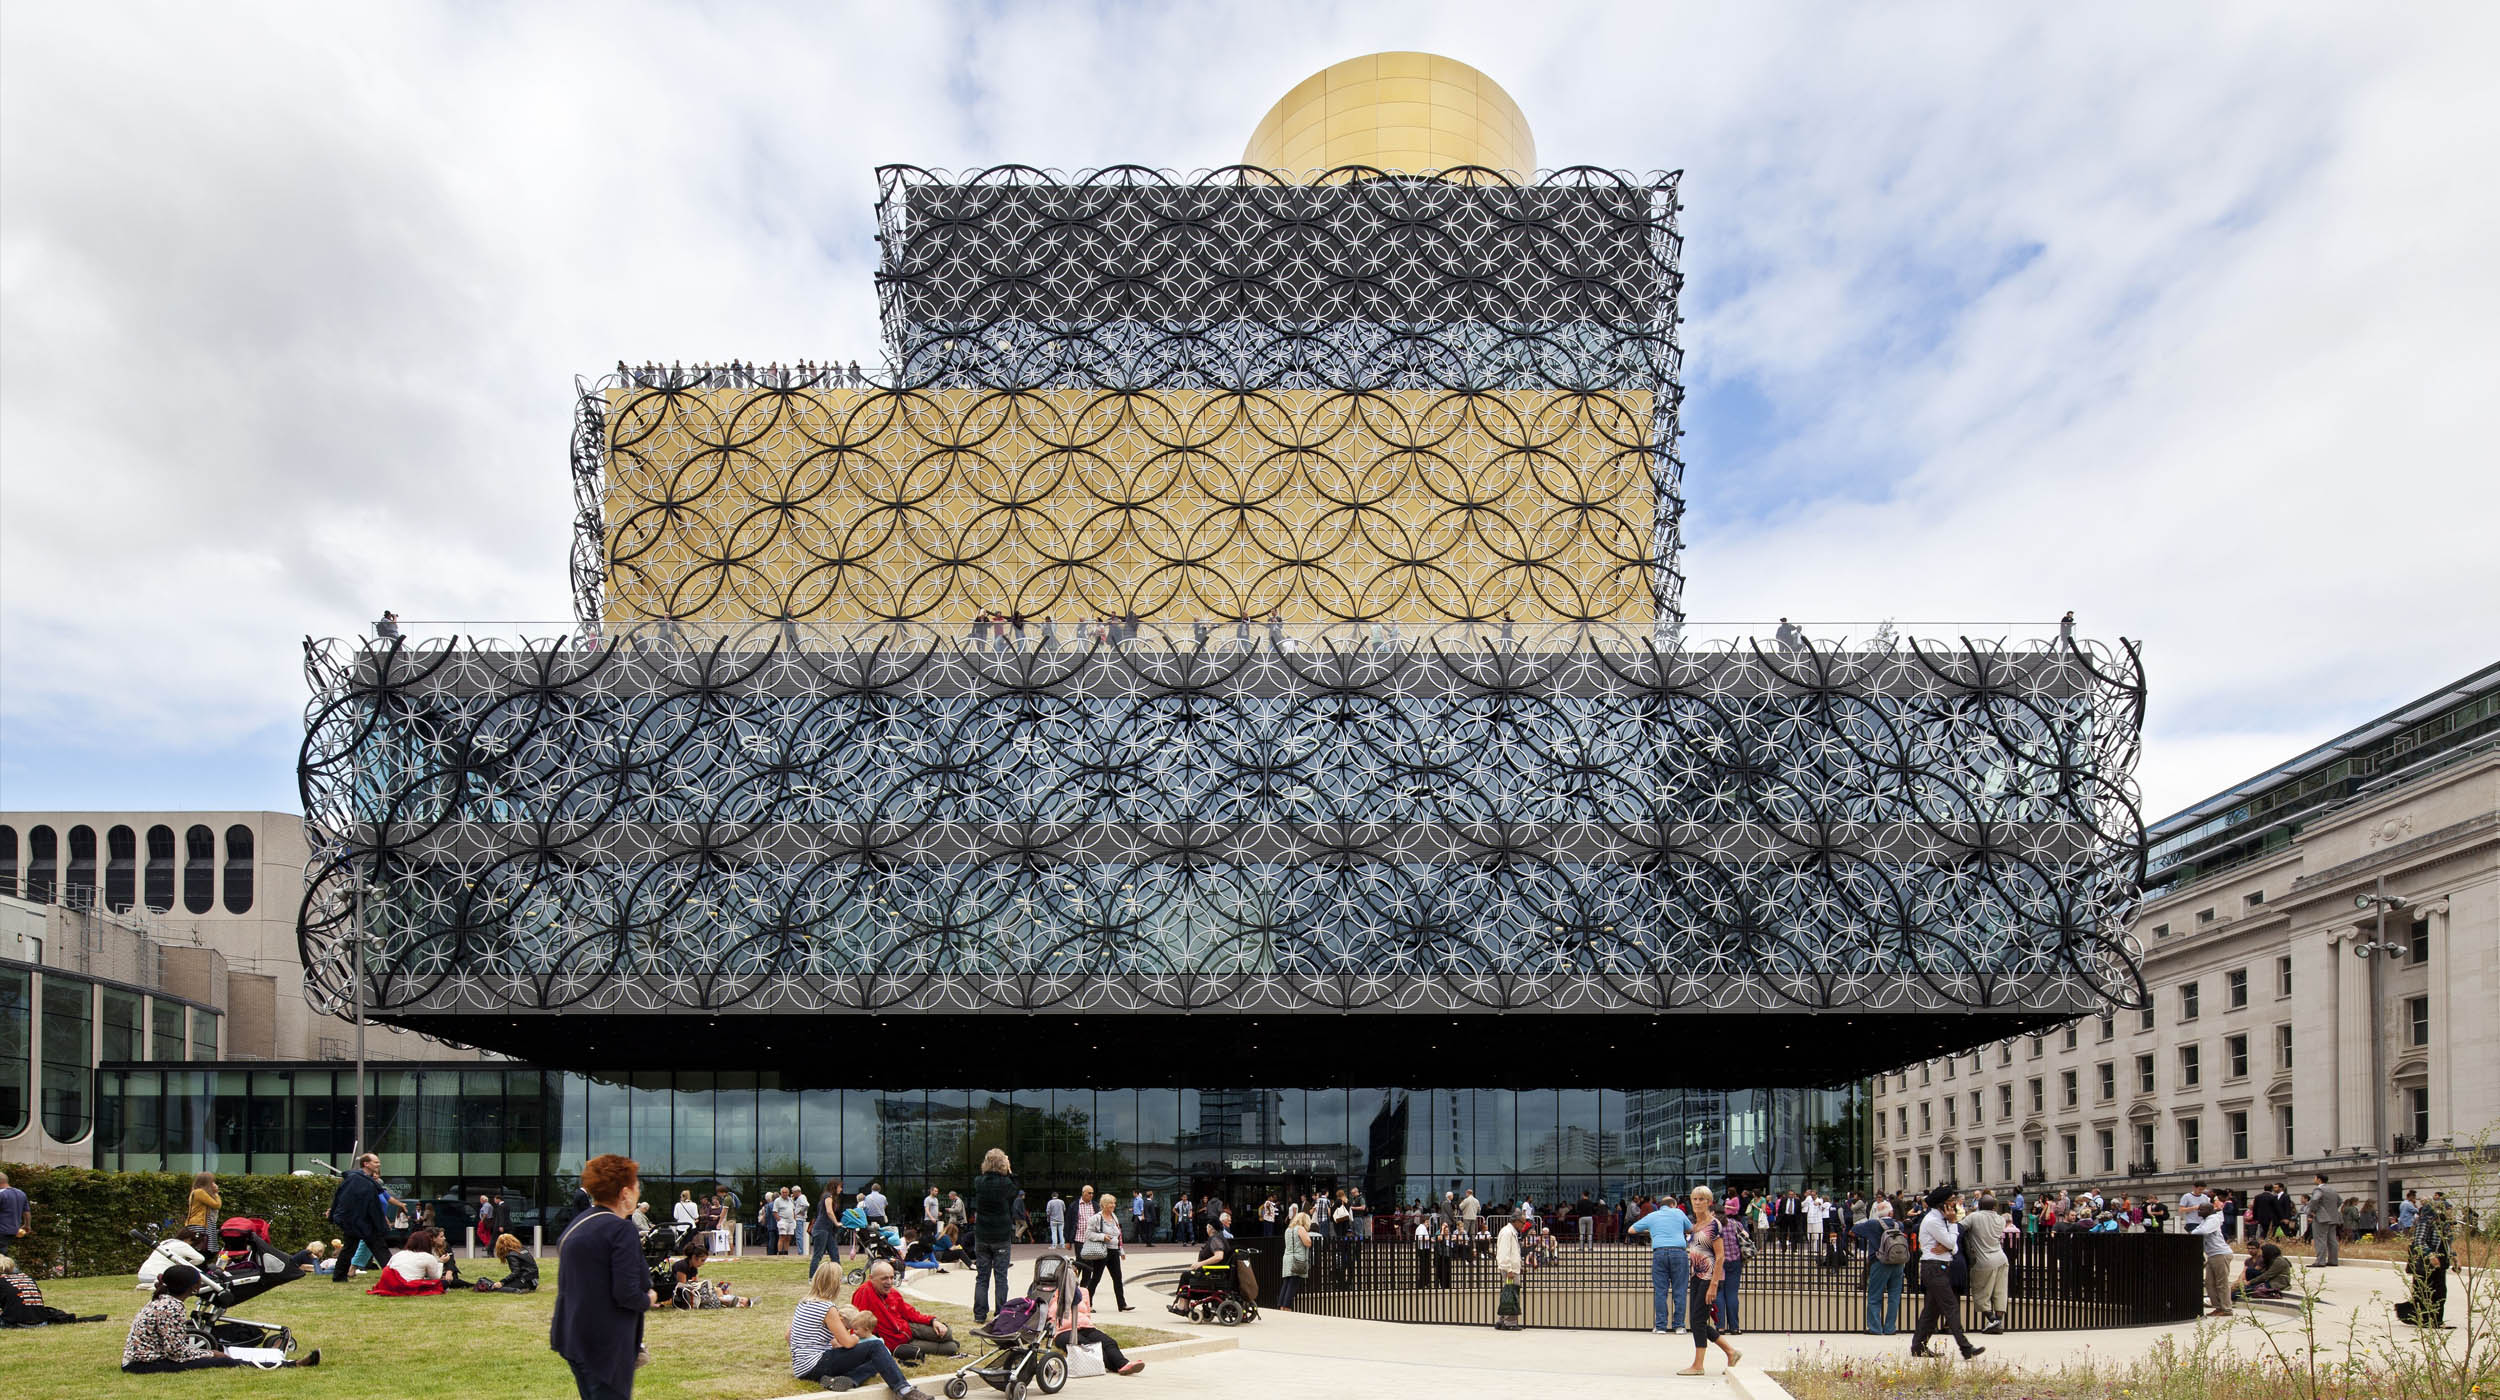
[[2247, 1187, 2277, 1240], [328, 1154, 391, 1285], [969, 1148, 1019, 1323]]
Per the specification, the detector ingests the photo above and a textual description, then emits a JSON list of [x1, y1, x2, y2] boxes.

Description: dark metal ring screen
[[304, 161, 2150, 1071], [294, 627, 2147, 1021]]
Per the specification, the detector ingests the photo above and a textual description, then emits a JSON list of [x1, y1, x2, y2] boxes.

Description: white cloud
[[3, 1, 2494, 818]]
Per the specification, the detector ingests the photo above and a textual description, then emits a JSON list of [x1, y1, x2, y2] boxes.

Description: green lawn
[[0, 1257, 1180, 1400]]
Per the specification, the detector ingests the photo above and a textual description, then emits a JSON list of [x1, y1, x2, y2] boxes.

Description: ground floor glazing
[[90, 1065, 1867, 1226]]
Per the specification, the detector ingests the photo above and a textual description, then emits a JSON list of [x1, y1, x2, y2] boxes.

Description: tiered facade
[[297, 165, 2147, 1091]]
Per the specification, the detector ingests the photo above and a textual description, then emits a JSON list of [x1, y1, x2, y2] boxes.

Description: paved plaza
[[768, 1245, 2465, 1400]]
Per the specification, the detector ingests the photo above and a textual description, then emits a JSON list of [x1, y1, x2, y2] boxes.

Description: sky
[[2, 1, 2495, 823]]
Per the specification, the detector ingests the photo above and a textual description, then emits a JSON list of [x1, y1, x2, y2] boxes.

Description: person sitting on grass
[[367, 1227, 449, 1296], [851, 1260, 958, 1361], [667, 1240, 753, 1308], [1054, 1280, 1145, 1377], [136, 1226, 217, 1292], [787, 1260, 932, 1397], [2239, 1242, 2293, 1300], [474, 1234, 540, 1293], [124, 1263, 319, 1371], [418, 1225, 465, 1287], [277, 1240, 332, 1279], [1, 1253, 106, 1326]]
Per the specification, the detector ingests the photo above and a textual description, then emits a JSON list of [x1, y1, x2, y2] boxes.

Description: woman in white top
[[674, 1189, 702, 1233], [136, 1229, 210, 1290], [383, 1233, 445, 1283], [1494, 1209, 1525, 1330]]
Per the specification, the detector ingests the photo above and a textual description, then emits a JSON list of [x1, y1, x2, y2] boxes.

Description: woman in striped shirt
[[788, 1260, 930, 1397]]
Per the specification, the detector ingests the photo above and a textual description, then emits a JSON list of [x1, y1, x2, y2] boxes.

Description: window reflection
[[78, 1074, 1871, 1220]]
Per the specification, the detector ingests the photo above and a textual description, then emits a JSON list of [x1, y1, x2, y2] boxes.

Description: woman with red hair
[[553, 1155, 654, 1400]]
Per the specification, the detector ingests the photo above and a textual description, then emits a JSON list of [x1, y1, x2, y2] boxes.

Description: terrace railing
[[1291, 1232, 2202, 1333]]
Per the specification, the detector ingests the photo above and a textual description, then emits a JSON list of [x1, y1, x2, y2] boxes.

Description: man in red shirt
[[851, 1261, 959, 1361]]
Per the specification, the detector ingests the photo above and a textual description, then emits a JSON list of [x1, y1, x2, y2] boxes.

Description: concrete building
[[0, 811, 454, 1063], [0, 811, 476, 1168], [0, 892, 230, 1166], [1871, 661, 2500, 1212]]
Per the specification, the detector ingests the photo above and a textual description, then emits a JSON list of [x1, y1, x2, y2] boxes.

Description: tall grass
[[1776, 1125, 2500, 1400]]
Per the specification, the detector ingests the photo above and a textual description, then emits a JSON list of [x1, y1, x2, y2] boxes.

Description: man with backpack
[[1851, 1198, 1912, 1333]]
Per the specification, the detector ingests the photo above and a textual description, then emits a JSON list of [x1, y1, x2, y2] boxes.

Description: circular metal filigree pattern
[[302, 166, 2150, 1042], [296, 630, 2149, 1022]]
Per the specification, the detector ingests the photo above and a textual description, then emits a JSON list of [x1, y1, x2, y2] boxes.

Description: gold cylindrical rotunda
[[1243, 52, 1535, 180]]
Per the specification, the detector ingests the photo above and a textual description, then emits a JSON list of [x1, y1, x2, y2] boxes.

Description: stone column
[[2331, 923, 2374, 1153], [2418, 900, 2453, 1140]]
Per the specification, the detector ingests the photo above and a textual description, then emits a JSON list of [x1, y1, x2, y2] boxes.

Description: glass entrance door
[[1189, 1172, 1336, 1237]]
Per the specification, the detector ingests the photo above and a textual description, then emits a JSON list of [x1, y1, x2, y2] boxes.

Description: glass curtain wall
[[93, 1070, 1867, 1225]]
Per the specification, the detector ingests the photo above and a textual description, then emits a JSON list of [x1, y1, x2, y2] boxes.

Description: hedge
[[0, 1165, 341, 1278]]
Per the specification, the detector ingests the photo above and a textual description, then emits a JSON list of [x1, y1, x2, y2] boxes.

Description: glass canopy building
[[263, 54, 2147, 1210]]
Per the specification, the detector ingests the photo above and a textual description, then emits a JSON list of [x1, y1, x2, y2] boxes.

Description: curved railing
[[1289, 1232, 2203, 1332]]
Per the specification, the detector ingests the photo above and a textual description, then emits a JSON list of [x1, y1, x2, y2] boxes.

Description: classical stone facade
[[1872, 662, 2500, 1208]]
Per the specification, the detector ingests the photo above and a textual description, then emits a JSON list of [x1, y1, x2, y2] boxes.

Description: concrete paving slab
[[752, 1244, 2451, 1399]]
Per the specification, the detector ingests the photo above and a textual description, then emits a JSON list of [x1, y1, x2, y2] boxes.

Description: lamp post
[[349, 875, 373, 1161], [2352, 877, 2412, 1232]]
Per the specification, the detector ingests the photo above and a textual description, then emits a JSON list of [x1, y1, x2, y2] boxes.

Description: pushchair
[[641, 1221, 696, 1298], [940, 1251, 1073, 1399], [838, 1207, 905, 1282], [1168, 1255, 1259, 1325], [216, 1217, 275, 1271], [188, 1233, 312, 1360]]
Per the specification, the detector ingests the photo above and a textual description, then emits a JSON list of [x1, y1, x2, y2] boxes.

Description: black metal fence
[[1292, 1232, 2203, 1332]]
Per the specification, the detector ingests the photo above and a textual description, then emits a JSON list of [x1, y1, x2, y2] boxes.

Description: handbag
[[1079, 1216, 1109, 1262], [1497, 1279, 1522, 1317], [1065, 1340, 1107, 1378]]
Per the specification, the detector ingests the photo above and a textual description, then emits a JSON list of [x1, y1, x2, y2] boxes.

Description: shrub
[[0, 1164, 340, 1278]]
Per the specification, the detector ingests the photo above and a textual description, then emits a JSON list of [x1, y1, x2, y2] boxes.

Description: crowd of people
[[616, 359, 872, 390], [373, 608, 1585, 661], [27, 1150, 2462, 1392], [553, 1148, 1151, 1400]]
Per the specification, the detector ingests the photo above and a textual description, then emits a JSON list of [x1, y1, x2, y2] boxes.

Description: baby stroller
[[838, 1207, 905, 1282], [941, 1252, 1073, 1400], [641, 1221, 695, 1298], [1168, 1256, 1259, 1325], [188, 1232, 311, 1360], [216, 1217, 274, 1271]]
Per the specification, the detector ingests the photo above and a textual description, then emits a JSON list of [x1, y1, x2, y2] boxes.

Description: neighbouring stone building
[[1873, 660, 2500, 1210]]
